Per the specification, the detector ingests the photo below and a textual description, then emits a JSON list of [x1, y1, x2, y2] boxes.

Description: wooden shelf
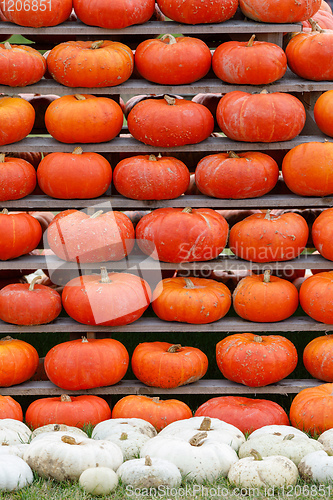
[[0, 315, 332, 334], [0, 378, 323, 396]]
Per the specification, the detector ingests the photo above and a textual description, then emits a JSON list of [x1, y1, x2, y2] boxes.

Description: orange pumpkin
[[312, 208, 333, 260], [0, 154, 36, 201], [233, 271, 299, 322], [0, 336, 39, 387], [0, 210, 42, 260], [131, 341, 208, 388], [0, 395, 23, 420], [216, 333, 298, 387], [239, 0, 321, 22], [303, 335, 333, 381], [290, 383, 333, 435], [0, 42, 46, 86], [299, 271, 333, 323], [0, 96, 35, 146], [314, 90, 333, 137], [152, 277, 231, 324], [111, 395, 192, 431]]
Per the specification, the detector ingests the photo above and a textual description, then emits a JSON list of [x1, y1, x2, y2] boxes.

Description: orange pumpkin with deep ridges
[[290, 383, 333, 435], [312, 208, 333, 261], [0, 336, 39, 387], [156, 0, 238, 24], [131, 341, 208, 388], [300, 271, 333, 323], [0, 210, 42, 260], [216, 333, 298, 387], [111, 395, 192, 431], [303, 334, 333, 381], [0, 42, 46, 86], [0, 154, 36, 201], [0, 96, 35, 146]]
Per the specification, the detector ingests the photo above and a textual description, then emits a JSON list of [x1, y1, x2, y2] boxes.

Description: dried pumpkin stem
[[100, 267, 111, 284], [283, 434, 295, 441], [189, 431, 207, 447], [120, 432, 128, 441], [81, 336, 89, 343], [145, 456, 153, 466], [61, 435, 77, 445], [29, 276, 43, 291], [309, 18, 324, 33], [182, 207, 192, 214], [260, 89, 269, 95], [199, 417, 211, 432], [160, 34, 177, 45], [228, 151, 240, 159], [53, 424, 61, 431], [167, 344, 181, 353], [148, 154, 157, 161], [91, 40, 104, 49], [90, 210, 103, 219], [61, 394, 72, 402], [247, 34, 256, 47], [184, 278, 195, 289], [253, 335, 263, 343], [1, 209, 8, 215], [4, 42, 11, 50], [263, 270, 271, 283], [264, 209, 271, 220], [1, 336, 13, 341], [250, 449, 263, 461], [74, 95, 86, 101], [164, 95, 176, 106], [72, 147, 83, 155], [0, 154, 5, 163]]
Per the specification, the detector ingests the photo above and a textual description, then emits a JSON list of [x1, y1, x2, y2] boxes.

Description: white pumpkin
[[0, 419, 32, 445], [158, 417, 245, 451], [117, 455, 182, 488], [299, 450, 333, 482], [249, 425, 308, 440], [318, 429, 333, 453], [30, 430, 89, 443], [94, 425, 151, 460], [140, 431, 238, 483], [79, 467, 118, 496], [24, 434, 124, 481], [92, 418, 157, 440], [0, 454, 33, 491], [228, 451, 299, 488], [0, 444, 29, 459], [31, 423, 87, 440], [239, 433, 324, 465]]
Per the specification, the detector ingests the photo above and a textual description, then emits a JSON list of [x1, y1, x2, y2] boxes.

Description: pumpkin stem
[[28, 276, 43, 291], [199, 417, 211, 432], [247, 34, 256, 47], [189, 431, 207, 447], [308, 18, 324, 33], [53, 424, 61, 431], [260, 89, 269, 95], [184, 278, 195, 289], [74, 95, 86, 101], [164, 95, 176, 106], [60, 394, 72, 403], [100, 267, 111, 284], [0, 154, 5, 163], [253, 335, 263, 343], [120, 432, 128, 441], [160, 34, 177, 45], [81, 336, 89, 343], [145, 455, 153, 466], [1, 336, 13, 341], [264, 209, 271, 220], [152, 397, 160, 403], [90, 210, 103, 219], [182, 207, 192, 214], [61, 435, 77, 445], [250, 449, 263, 461], [90, 40, 104, 49], [1, 209, 8, 215], [228, 151, 240, 159], [283, 434, 295, 441], [72, 147, 83, 155], [167, 344, 182, 353], [148, 154, 157, 161], [263, 270, 271, 284], [4, 42, 11, 50]]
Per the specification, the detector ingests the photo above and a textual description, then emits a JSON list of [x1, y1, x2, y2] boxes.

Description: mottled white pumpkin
[[318, 429, 333, 454], [159, 416, 245, 452], [228, 451, 299, 488], [0, 454, 33, 491], [140, 431, 238, 483], [79, 467, 118, 496], [31, 423, 87, 440], [94, 425, 150, 460], [117, 455, 182, 488], [249, 425, 307, 440], [0, 419, 31, 445], [239, 434, 323, 465], [299, 450, 333, 482], [92, 418, 157, 440], [24, 435, 123, 481], [30, 430, 89, 443], [0, 444, 29, 459]]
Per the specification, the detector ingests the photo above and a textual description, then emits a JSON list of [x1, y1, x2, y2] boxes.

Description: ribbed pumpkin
[[239, 0, 321, 22], [37, 147, 112, 199], [216, 90, 306, 142], [0, 42, 46, 86], [135, 207, 229, 263], [45, 337, 129, 390], [303, 335, 333, 381], [195, 151, 279, 199], [212, 35, 287, 85], [152, 277, 231, 324], [0, 96, 35, 146], [228, 210, 309, 263], [314, 90, 333, 137], [216, 333, 298, 387], [233, 271, 299, 322], [299, 271, 333, 323], [156, 0, 238, 24], [25, 395, 111, 429], [113, 154, 190, 200], [0, 336, 39, 387], [282, 142, 333, 196], [0, 395, 23, 420], [312, 208, 333, 260], [127, 95, 214, 147], [47, 40, 134, 87], [0, 209, 42, 260], [62, 268, 151, 326], [195, 396, 289, 434], [72, 0, 155, 28], [131, 341, 208, 388], [135, 34, 211, 84], [44, 94, 123, 144], [290, 383, 333, 435], [111, 395, 192, 431], [0, 154, 36, 201], [1, 0, 72, 26], [0, 276, 62, 325], [47, 209, 134, 263]]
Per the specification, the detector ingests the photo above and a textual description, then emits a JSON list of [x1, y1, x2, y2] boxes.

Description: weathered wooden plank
[[0, 378, 322, 396]]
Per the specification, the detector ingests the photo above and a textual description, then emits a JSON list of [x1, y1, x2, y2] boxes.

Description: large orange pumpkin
[[25, 394, 111, 429], [0, 154, 36, 201], [216, 91, 306, 143], [216, 333, 298, 387], [228, 211, 309, 263], [233, 271, 299, 322], [44, 94, 123, 144], [239, 0, 321, 22], [0, 42, 46, 86], [312, 208, 333, 260], [47, 40, 134, 87], [314, 90, 333, 137], [131, 341, 208, 388], [290, 383, 333, 435], [0, 210, 42, 260], [45, 337, 129, 390], [156, 0, 238, 24], [303, 335, 333, 381], [0, 336, 39, 387], [1, 0, 72, 26], [152, 277, 231, 324], [136, 207, 229, 263], [299, 271, 333, 323], [0, 395, 23, 420], [111, 395, 192, 431], [0, 96, 35, 146]]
